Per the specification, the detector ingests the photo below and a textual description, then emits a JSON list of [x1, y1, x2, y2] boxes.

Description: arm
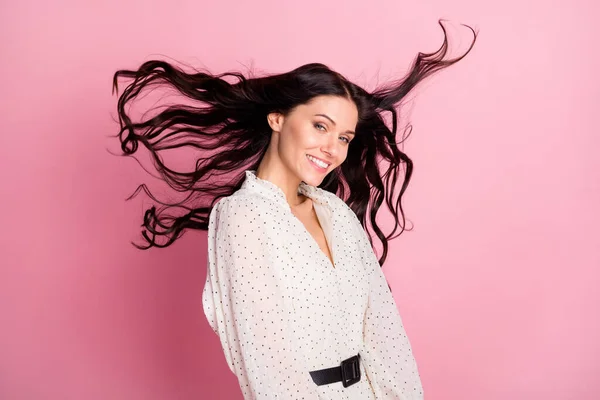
[[202, 197, 321, 400], [349, 210, 424, 399]]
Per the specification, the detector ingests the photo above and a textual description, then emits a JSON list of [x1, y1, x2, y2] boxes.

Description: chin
[[303, 177, 322, 187], [300, 170, 330, 187]]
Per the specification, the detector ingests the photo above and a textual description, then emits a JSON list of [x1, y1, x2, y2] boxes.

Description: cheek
[[278, 126, 310, 160], [287, 124, 317, 149]]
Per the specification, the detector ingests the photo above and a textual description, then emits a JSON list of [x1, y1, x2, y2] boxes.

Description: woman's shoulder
[[315, 187, 353, 213], [315, 188, 362, 227], [210, 189, 274, 222]]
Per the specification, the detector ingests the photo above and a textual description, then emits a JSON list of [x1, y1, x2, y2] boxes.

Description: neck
[[256, 148, 306, 208]]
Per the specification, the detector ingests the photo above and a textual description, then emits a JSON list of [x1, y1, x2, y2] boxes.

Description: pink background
[[1, 0, 598, 399]]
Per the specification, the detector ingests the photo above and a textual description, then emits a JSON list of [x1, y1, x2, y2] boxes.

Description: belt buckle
[[340, 354, 361, 387]]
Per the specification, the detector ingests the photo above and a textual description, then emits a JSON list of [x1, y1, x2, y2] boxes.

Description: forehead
[[295, 95, 358, 126]]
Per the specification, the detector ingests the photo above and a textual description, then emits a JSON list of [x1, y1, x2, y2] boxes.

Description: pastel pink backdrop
[[1, 1, 598, 399]]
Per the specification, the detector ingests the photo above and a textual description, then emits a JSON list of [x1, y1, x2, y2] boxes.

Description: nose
[[320, 135, 338, 159]]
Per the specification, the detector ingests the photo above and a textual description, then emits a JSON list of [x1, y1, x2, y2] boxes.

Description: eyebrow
[[315, 114, 356, 135]]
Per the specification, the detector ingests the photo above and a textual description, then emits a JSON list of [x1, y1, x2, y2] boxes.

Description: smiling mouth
[[306, 154, 331, 170]]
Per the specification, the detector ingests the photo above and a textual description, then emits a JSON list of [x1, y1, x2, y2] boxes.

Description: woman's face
[[268, 95, 358, 187]]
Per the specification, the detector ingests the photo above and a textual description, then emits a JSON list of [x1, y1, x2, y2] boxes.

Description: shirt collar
[[241, 170, 333, 210]]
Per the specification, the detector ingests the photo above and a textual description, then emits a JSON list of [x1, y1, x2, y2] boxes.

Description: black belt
[[309, 353, 361, 387]]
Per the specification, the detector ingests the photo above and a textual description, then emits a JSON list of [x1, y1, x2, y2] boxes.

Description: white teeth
[[307, 155, 329, 169]]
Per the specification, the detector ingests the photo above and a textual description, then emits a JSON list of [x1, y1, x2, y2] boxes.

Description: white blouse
[[202, 170, 423, 399]]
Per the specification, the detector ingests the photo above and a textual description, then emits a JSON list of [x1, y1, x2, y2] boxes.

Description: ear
[[267, 112, 284, 132]]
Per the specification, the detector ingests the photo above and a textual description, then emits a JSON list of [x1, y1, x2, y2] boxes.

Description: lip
[[306, 154, 331, 172]]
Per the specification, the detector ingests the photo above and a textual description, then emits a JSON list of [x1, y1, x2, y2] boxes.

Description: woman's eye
[[339, 136, 350, 144], [314, 123, 326, 131]]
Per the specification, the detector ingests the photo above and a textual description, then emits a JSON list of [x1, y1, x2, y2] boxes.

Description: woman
[[113, 21, 476, 399]]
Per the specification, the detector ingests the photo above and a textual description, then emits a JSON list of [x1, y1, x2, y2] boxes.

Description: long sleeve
[[202, 196, 322, 400], [349, 210, 424, 399]]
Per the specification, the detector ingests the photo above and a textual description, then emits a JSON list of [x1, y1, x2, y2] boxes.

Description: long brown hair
[[111, 20, 477, 266]]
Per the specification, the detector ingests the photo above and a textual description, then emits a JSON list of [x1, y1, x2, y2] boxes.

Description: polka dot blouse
[[202, 170, 423, 399]]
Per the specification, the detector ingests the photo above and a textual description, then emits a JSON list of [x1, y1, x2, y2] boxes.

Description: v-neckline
[[244, 171, 336, 268], [290, 200, 337, 270]]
